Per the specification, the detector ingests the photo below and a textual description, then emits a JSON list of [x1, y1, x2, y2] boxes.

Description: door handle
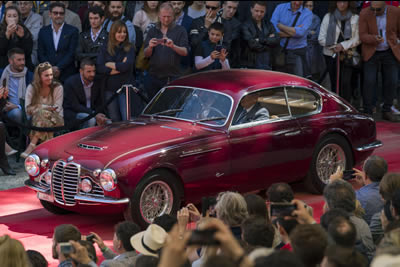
[[284, 130, 301, 137]]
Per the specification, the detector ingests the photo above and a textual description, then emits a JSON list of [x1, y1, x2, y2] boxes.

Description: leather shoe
[[382, 112, 400, 122], [1, 165, 16, 176]]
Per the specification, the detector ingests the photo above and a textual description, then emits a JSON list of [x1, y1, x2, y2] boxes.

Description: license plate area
[[37, 192, 54, 203]]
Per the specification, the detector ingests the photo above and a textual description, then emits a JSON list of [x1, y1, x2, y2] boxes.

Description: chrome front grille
[[52, 161, 80, 206]]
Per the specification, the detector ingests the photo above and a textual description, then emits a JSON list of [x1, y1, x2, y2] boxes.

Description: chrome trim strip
[[25, 179, 50, 193], [356, 140, 383, 152], [75, 195, 130, 204], [180, 147, 222, 157], [160, 125, 182, 131]]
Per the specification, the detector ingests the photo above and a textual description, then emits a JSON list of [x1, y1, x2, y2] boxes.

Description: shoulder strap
[[283, 11, 302, 50]]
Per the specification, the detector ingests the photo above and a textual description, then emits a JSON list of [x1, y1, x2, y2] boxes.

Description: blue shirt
[[376, 7, 389, 51], [270, 2, 312, 49], [356, 182, 383, 224], [8, 76, 20, 107]]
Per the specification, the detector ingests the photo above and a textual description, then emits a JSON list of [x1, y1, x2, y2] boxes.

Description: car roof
[[170, 69, 320, 97]]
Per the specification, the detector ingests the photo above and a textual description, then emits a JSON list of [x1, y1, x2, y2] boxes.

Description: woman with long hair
[[133, 1, 160, 40], [0, 235, 30, 267], [22, 62, 64, 158], [318, 1, 360, 102], [0, 6, 34, 71], [97, 20, 141, 122]]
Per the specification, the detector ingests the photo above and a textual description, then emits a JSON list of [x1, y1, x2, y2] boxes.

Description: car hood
[[64, 118, 220, 163]]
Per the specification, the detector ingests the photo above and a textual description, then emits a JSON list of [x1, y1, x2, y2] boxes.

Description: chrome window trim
[[142, 85, 234, 128]]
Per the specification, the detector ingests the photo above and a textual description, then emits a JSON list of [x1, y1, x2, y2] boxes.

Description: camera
[[270, 203, 297, 217], [86, 234, 95, 243], [343, 170, 356, 180], [201, 196, 217, 216], [187, 229, 220, 246], [59, 242, 75, 255]]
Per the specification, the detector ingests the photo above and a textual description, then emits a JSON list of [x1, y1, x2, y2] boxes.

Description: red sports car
[[25, 70, 381, 227]]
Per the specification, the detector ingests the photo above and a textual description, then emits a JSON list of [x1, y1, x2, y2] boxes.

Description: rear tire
[[40, 200, 73, 214], [305, 134, 353, 194], [128, 170, 183, 228]]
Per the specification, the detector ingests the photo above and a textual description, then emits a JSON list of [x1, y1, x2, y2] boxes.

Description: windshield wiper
[[153, 109, 183, 116], [193, 117, 227, 123]]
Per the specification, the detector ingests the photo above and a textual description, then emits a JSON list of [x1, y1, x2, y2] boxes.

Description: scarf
[[325, 9, 353, 46], [0, 65, 28, 100]]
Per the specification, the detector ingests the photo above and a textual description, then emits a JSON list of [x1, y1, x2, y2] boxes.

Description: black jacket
[[63, 73, 104, 122], [240, 19, 280, 68], [76, 27, 108, 62]]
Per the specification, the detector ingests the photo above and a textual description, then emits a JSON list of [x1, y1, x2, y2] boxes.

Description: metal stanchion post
[[125, 85, 131, 121]]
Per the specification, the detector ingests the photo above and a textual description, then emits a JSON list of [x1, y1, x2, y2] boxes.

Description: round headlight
[[44, 170, 52, 185], [80, 178, 92, 193], [25, 154, 40, 177], [100, 169, 116, 191]]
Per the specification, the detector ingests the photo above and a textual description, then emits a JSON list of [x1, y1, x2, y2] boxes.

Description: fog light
[[41, 159, 49, 169], [44, 171, 52, 185], [80, 179, 92, 193]]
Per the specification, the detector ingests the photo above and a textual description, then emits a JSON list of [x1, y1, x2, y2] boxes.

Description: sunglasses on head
[[206, 5, 218, 10], [370, 7, 382, 12], [38, 62, 51, 68]]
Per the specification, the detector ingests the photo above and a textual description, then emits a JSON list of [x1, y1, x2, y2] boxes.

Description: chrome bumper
[[25, 179, 129, 205], [356, 140, 383, 152]]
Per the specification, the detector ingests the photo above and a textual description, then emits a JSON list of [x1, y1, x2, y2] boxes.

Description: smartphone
[[270, 203, 297, 217], [59, 242, 74, 255], [343, 170, 356, 180], [201, 196, 217, 216], [215, 44, 223, 52], [186, 229, 220, 246], [86, 234, 95, 243], [155, 38, 165, 44], [2, 79, 6, 87], [379, 29, 383, 37]]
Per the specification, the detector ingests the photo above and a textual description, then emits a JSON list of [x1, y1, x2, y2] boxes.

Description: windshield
[[143, 87, 232, 126]]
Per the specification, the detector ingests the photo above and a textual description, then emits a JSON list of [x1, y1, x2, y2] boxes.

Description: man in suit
[[38, 2, 79, 82], [233, 92, 271, 125], [91, 221, 141, 267], [359, 1, 400, 122], [63, 58, 108, 129]]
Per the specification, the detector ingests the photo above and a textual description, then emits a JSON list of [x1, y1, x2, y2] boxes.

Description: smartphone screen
[[186, 229, 220, 246], [2, 79, 6, 87], [270, 203, 296, 217], [343, 170, 356, 180], [216, 45, 223, 52]]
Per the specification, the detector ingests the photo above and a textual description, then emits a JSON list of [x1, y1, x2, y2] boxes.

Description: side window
[[286, 87, 320, 116], [232, 88, 289, 125]]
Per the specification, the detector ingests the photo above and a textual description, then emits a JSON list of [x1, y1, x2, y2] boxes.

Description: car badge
[[67, 156, 74, 162]]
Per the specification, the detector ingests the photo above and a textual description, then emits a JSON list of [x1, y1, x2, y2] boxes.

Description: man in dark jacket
[[221, 1, 241, 68], [241, 1, 280, 69], [76, 6, 108, 63]]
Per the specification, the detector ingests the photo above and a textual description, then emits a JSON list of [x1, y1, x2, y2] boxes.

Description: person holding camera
[[0, 5, 34, 72], [194, 22, 230, 71], [22, 62, 64, 158]]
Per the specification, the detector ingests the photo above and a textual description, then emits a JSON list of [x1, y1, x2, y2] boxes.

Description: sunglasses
[[38, 62, 51, 68], [52, 11, 65, 16], [206, 5, 219, 11], [370, 7, 382, 12]]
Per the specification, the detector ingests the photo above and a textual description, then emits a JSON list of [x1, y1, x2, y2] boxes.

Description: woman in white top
[[22, 62, 63, 158], [318, 1, 360, 102], [133, 1, 159, 40]]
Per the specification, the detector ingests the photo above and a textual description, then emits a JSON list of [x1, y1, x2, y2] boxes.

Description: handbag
[[135, 44, 150, 71], [274, 12, 301, 68], [337, 22, 361, 68]]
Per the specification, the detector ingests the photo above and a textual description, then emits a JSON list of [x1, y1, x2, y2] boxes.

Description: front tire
[[305, 134, 353, 194], [40, 200, 73, 214], [128, 170, 183, 228]]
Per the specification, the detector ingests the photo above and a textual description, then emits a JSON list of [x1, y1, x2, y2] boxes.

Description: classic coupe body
[[25, 70, 381, 227]]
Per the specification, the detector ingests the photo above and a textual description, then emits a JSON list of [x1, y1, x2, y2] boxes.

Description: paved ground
[[0, 156, 27, 190]]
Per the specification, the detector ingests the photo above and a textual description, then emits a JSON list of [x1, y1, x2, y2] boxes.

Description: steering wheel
[[202, 106, 225, 118]]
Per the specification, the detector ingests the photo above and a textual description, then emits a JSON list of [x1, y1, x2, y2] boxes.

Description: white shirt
[[52, 22, 64, 50], [91, 26, 103, 42]]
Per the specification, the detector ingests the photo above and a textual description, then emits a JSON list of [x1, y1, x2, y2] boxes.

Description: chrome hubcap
[[316, 144, 346, 184], [139, 181, 173, 223]]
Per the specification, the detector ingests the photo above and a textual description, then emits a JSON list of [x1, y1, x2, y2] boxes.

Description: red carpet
[[0, 121, 399, 266]]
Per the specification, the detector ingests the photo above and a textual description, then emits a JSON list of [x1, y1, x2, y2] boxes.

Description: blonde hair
[[215, 191, 248, 226], [0, 235, 29, 267], [30, 62, 60, 106], [107, 20, 132, 56]]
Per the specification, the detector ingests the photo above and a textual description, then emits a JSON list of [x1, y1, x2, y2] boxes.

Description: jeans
[[76, 113, 96, 129], [104, 90, 127, 122], [7, 108, 23, 124], [363, 50, 399, 114], [325, 55, 353, 102], [255, 51, 272, 70], [285, 47, 308, 77]]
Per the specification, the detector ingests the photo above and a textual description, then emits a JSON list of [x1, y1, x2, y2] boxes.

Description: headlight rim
[[99, 169, 117, 191], [25, 154, 41, 177]]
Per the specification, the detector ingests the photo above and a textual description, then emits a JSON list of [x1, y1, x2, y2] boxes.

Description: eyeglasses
[[205, 5, 219, 11], [370, 7, 382, 12], [52, 11, 65, 16], [38, 62, 51, 68]]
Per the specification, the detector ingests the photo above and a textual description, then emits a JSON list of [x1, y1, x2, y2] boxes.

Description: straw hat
[[130, 224, 167, 257]]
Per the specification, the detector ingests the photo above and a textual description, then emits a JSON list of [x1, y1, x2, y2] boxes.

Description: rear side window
[[285, 87, 320, 116]]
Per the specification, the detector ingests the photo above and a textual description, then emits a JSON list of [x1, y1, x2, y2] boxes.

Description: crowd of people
[[1, 155, 400, 267], [0, 1, 399, 172]]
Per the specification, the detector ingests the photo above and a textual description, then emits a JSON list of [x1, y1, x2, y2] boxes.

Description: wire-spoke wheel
[[306, 134, 353, 194], [128, 170, 183, 228], [139, 181, 173, 223]]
